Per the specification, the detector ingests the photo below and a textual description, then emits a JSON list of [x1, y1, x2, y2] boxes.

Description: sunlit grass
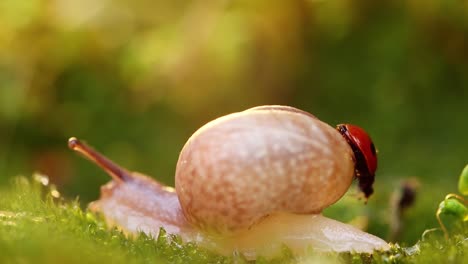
[[0, 174, 466, 263]]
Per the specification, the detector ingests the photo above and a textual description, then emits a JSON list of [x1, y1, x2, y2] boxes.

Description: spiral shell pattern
[[175, 106, 354, 232]]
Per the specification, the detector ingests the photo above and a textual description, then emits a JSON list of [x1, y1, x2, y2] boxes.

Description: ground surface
[[0, 176, 466, 264]]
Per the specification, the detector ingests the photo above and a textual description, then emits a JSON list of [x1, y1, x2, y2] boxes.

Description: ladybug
[[336, 124, 378, 199]]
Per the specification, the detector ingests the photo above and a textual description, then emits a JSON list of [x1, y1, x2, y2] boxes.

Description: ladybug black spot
[[370, 142, 376, 156]]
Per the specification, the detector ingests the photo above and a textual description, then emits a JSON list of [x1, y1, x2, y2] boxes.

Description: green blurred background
[[0, 0, 467, 246]]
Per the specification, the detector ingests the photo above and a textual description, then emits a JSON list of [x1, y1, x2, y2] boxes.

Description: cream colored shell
[[175, 106, 354, 233]]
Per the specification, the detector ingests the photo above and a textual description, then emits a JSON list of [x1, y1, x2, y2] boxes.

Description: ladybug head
[[336, 124, 377, 199]]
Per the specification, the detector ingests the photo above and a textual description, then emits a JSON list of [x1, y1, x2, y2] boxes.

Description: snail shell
[[176, 106, 354, 232]]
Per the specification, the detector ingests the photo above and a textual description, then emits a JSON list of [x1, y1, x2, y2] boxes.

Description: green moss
[[0, 176, 230, 264], [0, 175, 466, 264]]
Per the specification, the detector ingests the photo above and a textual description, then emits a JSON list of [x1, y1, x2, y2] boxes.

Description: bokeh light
[[1, 0, 467, 245]]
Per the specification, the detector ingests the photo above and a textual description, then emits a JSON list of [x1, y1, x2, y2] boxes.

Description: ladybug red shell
[[336, 124, 378, 199]]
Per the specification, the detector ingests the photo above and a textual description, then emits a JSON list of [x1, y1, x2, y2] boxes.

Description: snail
[[69, 105, 389, 259]]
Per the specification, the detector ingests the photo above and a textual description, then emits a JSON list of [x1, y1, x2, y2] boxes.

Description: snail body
[[69, 105, 388, 259]]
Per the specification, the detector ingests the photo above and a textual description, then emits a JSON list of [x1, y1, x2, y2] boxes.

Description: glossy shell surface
[[175, 106, 355, 232]]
